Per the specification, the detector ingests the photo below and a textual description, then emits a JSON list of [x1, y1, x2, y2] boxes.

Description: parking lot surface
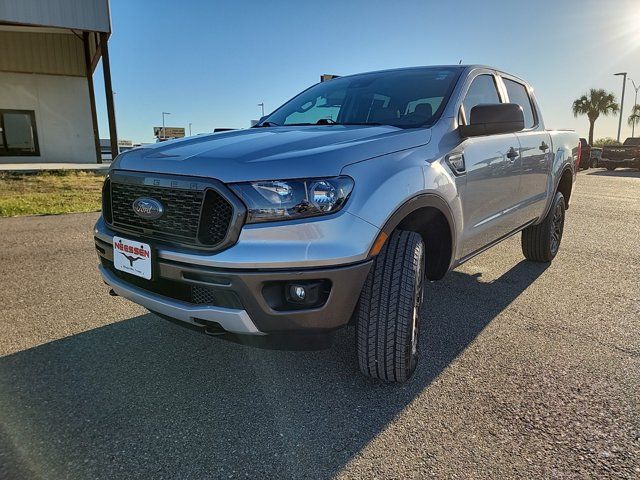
[[0, 169, 639, 479]]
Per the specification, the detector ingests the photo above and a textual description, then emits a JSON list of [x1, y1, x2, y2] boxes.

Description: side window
[[461, 75, 500, 123], [503, 78, 535, 129]]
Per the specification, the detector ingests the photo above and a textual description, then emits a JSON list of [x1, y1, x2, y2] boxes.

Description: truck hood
[[112, 125, 431, 182]]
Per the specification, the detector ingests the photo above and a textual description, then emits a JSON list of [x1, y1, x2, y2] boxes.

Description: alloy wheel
[[550, 202, 564, 255]]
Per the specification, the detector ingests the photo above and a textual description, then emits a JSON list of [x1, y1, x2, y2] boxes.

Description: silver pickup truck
[[95, 65, 578, 382]]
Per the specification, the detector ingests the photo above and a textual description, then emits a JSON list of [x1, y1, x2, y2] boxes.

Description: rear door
[[500, 76, 552, 225], [457, 72, 523, 258]]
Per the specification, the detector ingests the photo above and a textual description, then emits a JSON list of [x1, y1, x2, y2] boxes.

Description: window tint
[[0, 110, 39, 156], [265, 67, 463, 128], [462, 75, 500, 123], [284, 91, 345, 125], [503, 78, 535, 128], [405, 97, 443, 115]]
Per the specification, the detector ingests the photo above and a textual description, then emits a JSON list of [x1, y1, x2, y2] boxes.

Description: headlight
[[230, 176, 354, 224]]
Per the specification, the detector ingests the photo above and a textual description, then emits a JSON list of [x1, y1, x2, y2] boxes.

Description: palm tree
[[628, 104, 640, 137], [572, 89, 619, 145]]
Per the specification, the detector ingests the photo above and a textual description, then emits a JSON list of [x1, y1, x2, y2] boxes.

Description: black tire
[[521, 192, 565, 262], [356, 230, 425, 382]]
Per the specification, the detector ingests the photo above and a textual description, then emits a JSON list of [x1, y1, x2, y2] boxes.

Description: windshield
[[261, 67, 462, 129], [623, 137, 640, 146]]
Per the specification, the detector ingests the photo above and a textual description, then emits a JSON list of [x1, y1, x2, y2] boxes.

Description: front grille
[[107, 172, 242, 249], [111, 182, 203, 241], [198, 190, 234, 245]]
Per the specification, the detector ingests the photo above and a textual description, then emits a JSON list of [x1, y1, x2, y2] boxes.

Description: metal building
[[0, 0, 117, 163]]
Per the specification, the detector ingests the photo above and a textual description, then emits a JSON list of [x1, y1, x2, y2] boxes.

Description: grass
[[0, 171, 105, 217]]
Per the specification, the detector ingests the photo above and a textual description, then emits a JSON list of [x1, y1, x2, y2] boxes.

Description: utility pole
[[189, 122, 192, 136], [629, 78, 639, 138], [614, 72, 627, 143], [162, 112, 170, 140]]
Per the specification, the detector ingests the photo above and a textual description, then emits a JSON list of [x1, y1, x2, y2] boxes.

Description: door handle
[[506, 147, 519, 160], [539, 141, 549, 151]]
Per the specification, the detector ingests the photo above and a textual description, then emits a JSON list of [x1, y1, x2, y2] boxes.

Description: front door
[[459, 133, 522, 257], [456, 73, 523, 258]]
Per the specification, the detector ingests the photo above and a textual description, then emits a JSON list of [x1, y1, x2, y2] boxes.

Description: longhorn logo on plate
[[132, 197, 164, 220]]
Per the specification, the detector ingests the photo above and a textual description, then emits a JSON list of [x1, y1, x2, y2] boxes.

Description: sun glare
[[619, 6, 640, 48]]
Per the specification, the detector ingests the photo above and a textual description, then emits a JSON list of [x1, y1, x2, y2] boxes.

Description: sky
[[94, 0, 640, 144]]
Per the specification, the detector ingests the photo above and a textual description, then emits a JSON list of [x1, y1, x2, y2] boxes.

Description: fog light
[[291, 285, 306, 301], [286, 282, 322, 306]]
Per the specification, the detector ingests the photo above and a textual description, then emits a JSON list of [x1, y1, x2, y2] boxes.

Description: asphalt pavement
[[0, 169, 638, 479]]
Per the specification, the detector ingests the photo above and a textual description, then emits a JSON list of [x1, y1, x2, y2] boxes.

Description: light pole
[[628, 78, 639, 138], [614, 72, 627, 143], [189, 122, 192, 136], [258, 102, 265, 117], [162, 112, 171, 140]]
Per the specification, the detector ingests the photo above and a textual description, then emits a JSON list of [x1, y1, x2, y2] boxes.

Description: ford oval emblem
[[132, 197, 164, 220]]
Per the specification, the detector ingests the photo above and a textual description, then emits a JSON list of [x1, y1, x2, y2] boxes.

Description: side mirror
[[459, 103, 524, 137]]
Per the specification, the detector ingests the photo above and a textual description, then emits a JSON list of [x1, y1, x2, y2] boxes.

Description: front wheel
[[356, 230, 424, 382], [521, 192, 565, 263]]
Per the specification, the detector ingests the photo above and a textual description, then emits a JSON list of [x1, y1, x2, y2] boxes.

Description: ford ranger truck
[[95, 65, 578, 382], [600, 137, 640, 170]]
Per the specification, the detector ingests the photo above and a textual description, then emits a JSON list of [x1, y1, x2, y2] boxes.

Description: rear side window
[[503, 78, 536, 129], [461, 75, 501, 123]]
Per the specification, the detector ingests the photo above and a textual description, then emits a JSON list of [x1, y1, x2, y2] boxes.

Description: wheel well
[[557, 168, 573, 209], [396, 207, 452, 281]]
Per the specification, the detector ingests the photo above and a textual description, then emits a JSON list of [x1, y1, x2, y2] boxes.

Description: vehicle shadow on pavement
[[586, 169, 640, 178], [0, 261, 547, 479]]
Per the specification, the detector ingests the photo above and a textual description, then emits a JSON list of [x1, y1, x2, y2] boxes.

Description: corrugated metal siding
[[0, 31, 85, 76], [0, 0, 110, 33]]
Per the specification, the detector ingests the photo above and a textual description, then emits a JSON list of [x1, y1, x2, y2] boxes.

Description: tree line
[[572, 89, 640, 145]]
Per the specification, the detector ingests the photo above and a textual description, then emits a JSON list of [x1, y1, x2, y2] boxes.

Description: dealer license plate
[[113, 236, 152, 280]]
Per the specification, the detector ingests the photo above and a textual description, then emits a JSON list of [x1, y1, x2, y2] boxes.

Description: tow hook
[[193, 318, 226, 336], [203, 327, 225, 336]]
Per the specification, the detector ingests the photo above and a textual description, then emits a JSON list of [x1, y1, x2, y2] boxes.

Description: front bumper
[[96, 226, 373, 334], [100, 265, 263, 334]]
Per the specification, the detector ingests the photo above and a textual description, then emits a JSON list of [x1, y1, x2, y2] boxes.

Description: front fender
[[341, 145, 463, 266]]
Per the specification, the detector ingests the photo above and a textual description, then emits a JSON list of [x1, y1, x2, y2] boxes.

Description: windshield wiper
[[253, 121, 280, 128], [255, 121, 386, 128], [330, 122, 383, 126], [315, 119, 384, 126]]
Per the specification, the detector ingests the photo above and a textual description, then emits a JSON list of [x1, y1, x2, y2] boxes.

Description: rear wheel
[[356, 230, 424, 382], [521, 192, 565, 263]]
